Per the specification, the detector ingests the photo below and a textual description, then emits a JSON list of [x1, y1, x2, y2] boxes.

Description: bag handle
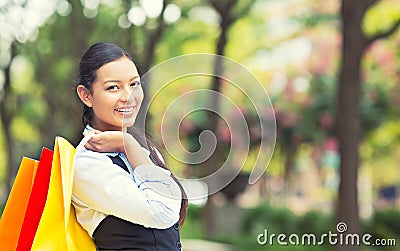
[[75, 132, 95, 153]]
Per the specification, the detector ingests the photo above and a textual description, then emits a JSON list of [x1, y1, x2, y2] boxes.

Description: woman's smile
[[80, 57, 144, 131], [115, 105, 136, 117]]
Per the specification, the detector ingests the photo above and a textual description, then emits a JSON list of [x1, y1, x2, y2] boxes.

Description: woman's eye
[[106, 85, 119, 90], [130, 81, 141, 87]]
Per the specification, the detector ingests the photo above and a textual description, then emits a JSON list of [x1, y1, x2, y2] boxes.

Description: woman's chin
[[122, 118, 136, 128]]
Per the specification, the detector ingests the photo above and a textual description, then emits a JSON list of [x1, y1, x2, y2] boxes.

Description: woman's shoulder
[[74, 147, 112, 165]]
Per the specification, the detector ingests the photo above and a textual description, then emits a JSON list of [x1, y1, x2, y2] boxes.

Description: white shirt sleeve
[[72, 149, 181, 230]]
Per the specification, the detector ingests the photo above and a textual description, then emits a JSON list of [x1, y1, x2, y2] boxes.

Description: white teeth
[[116, 107, 134, 112]]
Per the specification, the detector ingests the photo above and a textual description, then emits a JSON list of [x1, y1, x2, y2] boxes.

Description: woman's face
[[83, 57, 143, 131]]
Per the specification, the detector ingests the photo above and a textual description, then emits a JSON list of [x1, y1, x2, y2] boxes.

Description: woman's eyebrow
[[103, 75, 140, 84]]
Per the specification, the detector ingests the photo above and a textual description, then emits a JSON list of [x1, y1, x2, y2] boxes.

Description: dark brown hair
[[76, 42, 188, 227]]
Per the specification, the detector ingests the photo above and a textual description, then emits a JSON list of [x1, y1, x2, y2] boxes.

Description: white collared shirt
[[71, 126, 182, 237]]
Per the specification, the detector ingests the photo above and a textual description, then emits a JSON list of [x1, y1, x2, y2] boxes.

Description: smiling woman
[[72, 42, 187, 251], [77, 57, 143, 131]]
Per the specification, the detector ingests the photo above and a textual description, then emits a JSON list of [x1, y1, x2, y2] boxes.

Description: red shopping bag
[[18, 148, 54, 250], [0, 147, 52, 250], [0, 137, 95, 251]]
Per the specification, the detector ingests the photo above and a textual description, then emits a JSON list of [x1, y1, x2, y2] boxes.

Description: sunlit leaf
[[363, 0, 400, 36], [10, 116, 40, 144]]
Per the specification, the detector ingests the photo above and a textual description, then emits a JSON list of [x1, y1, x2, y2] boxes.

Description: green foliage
[[11, 116, 40, 144], [240, 204, 334, 238], [226, 13, 266, 60], [295, 14, 337, 27], [241, 203, 298, 235], [53, 58, 74, 84], [0, 199, 5, 216], [365, 121, 400, 159], [181, 202, 336, 250], [300, 74, 337, 141], [180, 205, 205, 239], [295, 210, 334, 236], [219, 203, 335, 250], [0, 122, 6, 185], [157, 19, 218, 60], [363, 209, 400, 250], [363, 1, 400, 37], [185, 203, 400, 251], [273, 74, 337, 161], [361, 83, 392, 136]]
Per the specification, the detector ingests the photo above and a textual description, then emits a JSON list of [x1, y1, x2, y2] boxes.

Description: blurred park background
[[1, 0, 400, 250]]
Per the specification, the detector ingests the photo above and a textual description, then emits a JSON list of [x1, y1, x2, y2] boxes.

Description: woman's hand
[[84, 130, 133, 153], [84, 130, 153, 168]]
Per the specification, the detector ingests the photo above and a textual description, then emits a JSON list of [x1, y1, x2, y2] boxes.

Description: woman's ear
[[77, 85, 93, 107]]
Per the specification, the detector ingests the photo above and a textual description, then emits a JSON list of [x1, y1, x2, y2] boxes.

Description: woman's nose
[[120, 87, 132, 102]]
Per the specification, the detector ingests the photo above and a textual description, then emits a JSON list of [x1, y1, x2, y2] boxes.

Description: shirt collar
[[84, 124, 95, 134]]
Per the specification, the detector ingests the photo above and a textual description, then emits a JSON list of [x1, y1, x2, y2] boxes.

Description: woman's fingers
[[84, 141, 95, 151], [88, 130, 108, 142], [83, 131, 140, 153], [84, 131, 125, 152]]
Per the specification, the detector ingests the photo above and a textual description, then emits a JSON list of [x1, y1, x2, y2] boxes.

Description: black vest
[[92, 155, 182, 251]]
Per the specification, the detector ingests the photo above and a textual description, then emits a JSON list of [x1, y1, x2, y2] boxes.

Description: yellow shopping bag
[[0, 137, 95, 250], [30, 137, 95, 250]]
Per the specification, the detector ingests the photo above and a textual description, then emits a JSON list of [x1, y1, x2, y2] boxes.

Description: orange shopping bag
[[0, 156, 39, 250], [0, 137, 95, 250]]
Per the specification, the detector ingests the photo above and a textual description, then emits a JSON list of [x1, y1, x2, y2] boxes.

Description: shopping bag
[[18, 148, 54, 249], [29, 137, 95, 250], [0, 157, 39, 250], [0, 137, 95, 250]]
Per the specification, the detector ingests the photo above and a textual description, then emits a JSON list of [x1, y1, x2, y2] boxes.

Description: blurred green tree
[[336, 1, 400, 251], [190, 0, 256, 237], [0, 42, 17, 192]]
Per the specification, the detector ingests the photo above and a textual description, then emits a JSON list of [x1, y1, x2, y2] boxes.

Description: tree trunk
[[202, 0, 235, 238], [283, 145, 296, 198], [336, 1, 370, 250], [336, 2, 400, 250], [0, 42, 17, 194], [201, 0, 255, 238], [136, 0, 169, 133]]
